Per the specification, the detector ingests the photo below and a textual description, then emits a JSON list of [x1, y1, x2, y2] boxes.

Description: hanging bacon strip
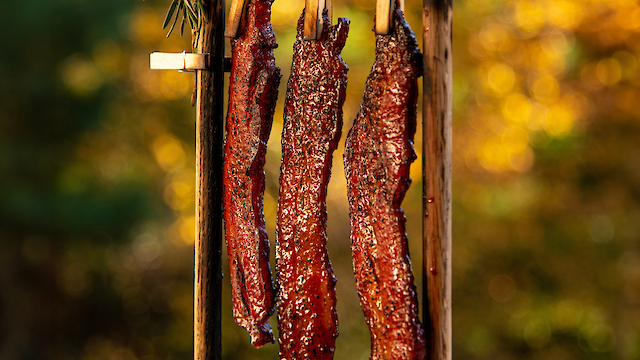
[[343, 4, 426, 359], [223, 0, 281, 347], [275, 10, 349, 360]]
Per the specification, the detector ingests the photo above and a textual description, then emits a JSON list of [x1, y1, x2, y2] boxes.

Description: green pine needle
[[162, 0, 208, 42]]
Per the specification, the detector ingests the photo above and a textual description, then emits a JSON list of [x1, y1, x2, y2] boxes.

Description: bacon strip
[[343, 5, 425, 359], [275, 11, 349, 360], [223, 0, 281, 347]]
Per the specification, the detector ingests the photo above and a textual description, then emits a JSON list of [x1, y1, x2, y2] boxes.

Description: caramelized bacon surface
[[343, 5, 425, 359], [223, 0, 281, 347], [275, 11, 349, 360]]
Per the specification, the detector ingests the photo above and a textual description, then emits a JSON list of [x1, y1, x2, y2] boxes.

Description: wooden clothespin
[[225, 0, 249, 38], [304, 0, 332, 40], [150, 51, 209, 106], [375, 0, 403, 34], [150, 51, 209, 71]]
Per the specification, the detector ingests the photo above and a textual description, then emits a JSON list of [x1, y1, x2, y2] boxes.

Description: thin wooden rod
[[194, 0, 225, 358], [422, 0, 452, 359]]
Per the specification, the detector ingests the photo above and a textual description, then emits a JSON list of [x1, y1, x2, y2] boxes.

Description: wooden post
[[422, 0, 452, 359], [194, 0, 225, 359]]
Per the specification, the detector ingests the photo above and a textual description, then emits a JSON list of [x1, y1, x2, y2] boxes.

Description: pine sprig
[[163, 0, 208, 47]]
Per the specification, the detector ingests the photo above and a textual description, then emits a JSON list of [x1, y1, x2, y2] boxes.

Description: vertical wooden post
[[194, 0, 225, 359], [422, 0, 452, 359]]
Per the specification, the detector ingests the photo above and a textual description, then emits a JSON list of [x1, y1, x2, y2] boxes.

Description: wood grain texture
[[374, 0, 392, 35], [225, 0, 245, 38], [303, 0, 320, 40], [422, 0, 452, 359], [195, 0, 225, 358]]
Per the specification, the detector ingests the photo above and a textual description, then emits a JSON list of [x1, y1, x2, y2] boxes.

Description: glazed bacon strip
[[343, 5, 425, 360], [223, 0, 281, 347], [276, 11, 349, 360]]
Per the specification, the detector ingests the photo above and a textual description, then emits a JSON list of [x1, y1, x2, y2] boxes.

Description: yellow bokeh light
[[160, 71, 192, 100], [271, 0, 305, 29], [479, 139, 511, 172], [529, 44, 565, 75], [545, 102, 575, 137], [509, 147, 534, 172], [131, 54, 191, 101], [527, 101, 549, 131], [501, 126, 529, 155], [463, 0, 598, 174], [479, 23, 509, 52], [561, 90, 590, 121], [475, 122, 535, 173], [152, 134, 186, 171], [263, 190, 277, 233], [612, 50, 638, 81], [410, 149, 422, 182], [531, 73, 560, 102], [547, 0, 583, 29], [485, 63, 516, 96], [540, 30, 574, 57], [515, 0, 545, 34], [468, 34, 489, 60], [169, 215, 196, 246], [164, 172, 194, 211], [353, 0, 376, 11], [466, 0, 500, 15], [133, 56, 163, 101], [502, 93, 532, 126], [596, 58, 623, 86], [176, 215, 196, 245], [129, 8, 165, 47], [616, 5, 640, 30]]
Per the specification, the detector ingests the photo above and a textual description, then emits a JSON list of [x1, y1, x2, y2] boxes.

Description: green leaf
[[162, 0, 206, 41], [187, 13, 196, 32], [162, 0, 180, 29], [184, 0, 197, 19], [166, 1, 184, 37], [180, 5, 187, 36]]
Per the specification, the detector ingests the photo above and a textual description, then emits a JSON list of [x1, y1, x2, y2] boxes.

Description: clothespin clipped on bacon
[[375, 0, 403, 34], [225, 0, 248, 37], [225, 0, 331, 40], [304, 0, 332, 40]]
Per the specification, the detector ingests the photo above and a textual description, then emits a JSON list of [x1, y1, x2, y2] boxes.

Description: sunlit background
[[2, 0, 640, 358]]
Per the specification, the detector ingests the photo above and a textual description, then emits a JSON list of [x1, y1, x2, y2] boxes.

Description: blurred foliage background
[[1, 0, 640, 358]]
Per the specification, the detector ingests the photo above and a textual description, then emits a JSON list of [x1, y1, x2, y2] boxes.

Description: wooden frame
[[422, 0, 452, 359], [194, 0, 225, 359], [152, 0, 452, 357]]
